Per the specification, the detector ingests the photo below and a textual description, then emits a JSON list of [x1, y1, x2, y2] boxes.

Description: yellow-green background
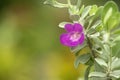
[[0, 0, 119, 80]]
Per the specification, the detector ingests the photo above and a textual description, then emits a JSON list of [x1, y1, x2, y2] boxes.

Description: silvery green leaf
[[58, 22, 71, 28], [103, 44, 110, 55], [102, 1, 118, 30], [84, 65, 92, 80], [78, 5, 85, 15], [107, 12, 120, 30], [70, 15, 80, 21], [89, 72, 106, 78], [70, 42, 87, 53], [80, 6, 92, 20], [76, 0, 82, 9], [69, 6, 79, 15], [112, 41, 120, 57], [86, 28, 96, 35], [44, 0, 68, 8], [112, 29, 120, 35], [113, 36, 120, 42], [89, 5, 98, 16], [111, 58, 120, 70], [99, 53, 108, 62], [94, 48, 102, 54], [89, 77, 107, 80], [93, 6, 103, 19], [110, 70, 120, 78], [103, 32, 110, 43], [89, 32, 100, 38], [85, 15, 94, 22], [95, 58, 108, 68], [74, 53, 91, 68], [91, 20, 102, 29], [94, 61, 106, 72], [92, 37, 103, 48]]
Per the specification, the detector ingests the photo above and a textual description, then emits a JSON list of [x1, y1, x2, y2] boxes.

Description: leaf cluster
[[44, 0, 120, 80]]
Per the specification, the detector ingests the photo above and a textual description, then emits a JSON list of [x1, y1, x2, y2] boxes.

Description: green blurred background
[[0, 0, 119, 80]]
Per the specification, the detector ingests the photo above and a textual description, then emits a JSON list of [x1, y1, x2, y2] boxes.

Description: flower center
[[70, 32, 81, 42]]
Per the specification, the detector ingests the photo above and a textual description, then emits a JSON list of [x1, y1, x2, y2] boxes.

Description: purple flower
[[60, 23, 85, 47]]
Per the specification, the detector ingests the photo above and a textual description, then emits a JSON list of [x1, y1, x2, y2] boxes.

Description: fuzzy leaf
[[113, 36, 120, 42], [70, 15, 80, 21], [80, 6, 92, 20], [93, 6, 103, 19], [111, 58, 120, 70], [91, 20, 102, 29], [91, 37, 103, 48], [70, 42, 87, 53], [108, 12, 120, 30], [112, 41, 120, 57], [89, 5, 98, 16], [77, 0, 82, 9], [69, 6, 79, 15], [89, 72, 106, 78], [78, 5, 85, 15], [87, 20, 102, 34], [44, 0, 68, 8], [102, 1, 118, 30], [74, 53, 91, 68], [95, 58, 108, 68], [112, 29, 120, 35], [103, 32, 110, 43], [110, 70, 120, 78], [58, 22, 71, 28], [103, 44, 110, 55], [85, 65, 92, 80]]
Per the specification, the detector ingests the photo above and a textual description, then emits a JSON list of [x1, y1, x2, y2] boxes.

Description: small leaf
[[110, 70, 120, 78], [70, 15, 80, 21], [103, 44, 110, 55], [93, 6, 103, 19], [58, 22, 71, 28], [76, 0, 82, 9], [85, 65, 92, 80], [78, 5, 85, 15], [89, 5, 98, 16], [94, 61, 106, 72], [102, 1, 118, 30], [111, 58, 120, 70], [91, 36, 103, 48], [86, 27, 96, 35], [74, 53, 91, 68], [89, 72, 106, 78], [112, 29, 120, 35], [85, 15, 94, 22], [113, 36, 120, 42], [91, 20, 102, 29], [70, 42, 87, 53], [86, 16, 102, 34], [99, 50, 109, 62], [95, 58, 108, 68], [112, 41, 120, 57], [44, 0, 68, 8], [80, 6, 92, 20], [103, 32, 110, 43], [108, 12, 120, 30], [69, 6, 79, 15], [89, 32, 100, 38], [90, 77, 107, 80]]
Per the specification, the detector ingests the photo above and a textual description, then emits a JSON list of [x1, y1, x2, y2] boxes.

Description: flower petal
[[73, 23, 83, 32], [60, 33, 80, 47], [65, 24, 74, 32], [79, 33, 85, 44], [69, 41, 80, 47]]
